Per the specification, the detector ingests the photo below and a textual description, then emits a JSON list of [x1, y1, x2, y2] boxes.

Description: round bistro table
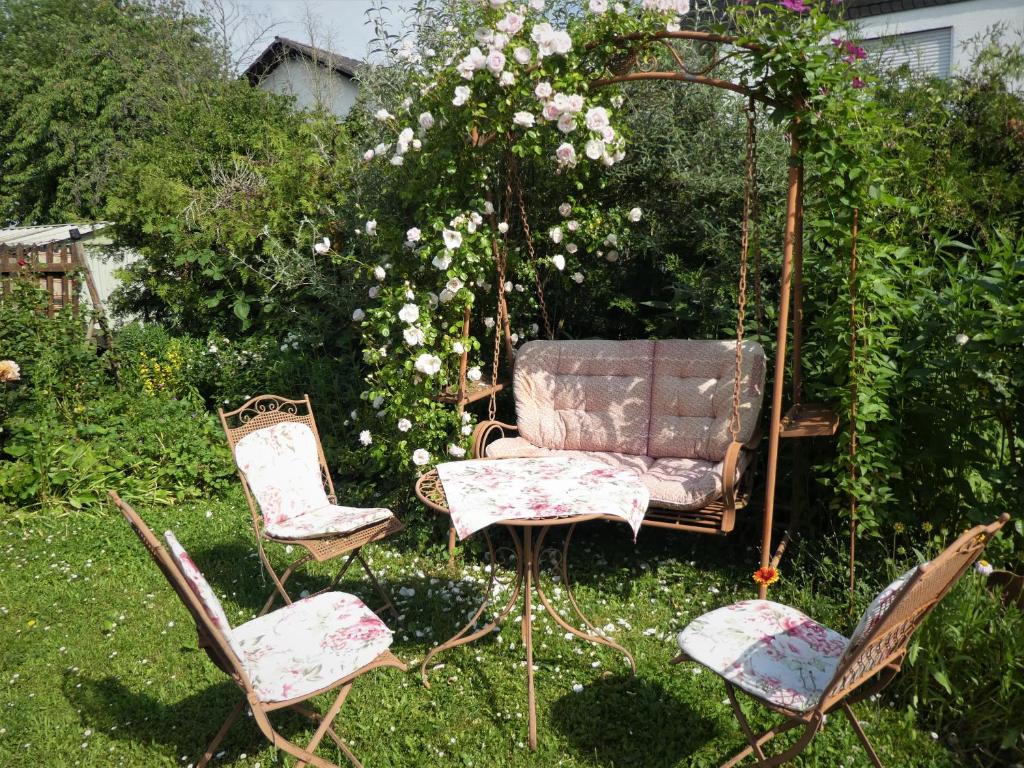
[[414, 466, 640, 751]]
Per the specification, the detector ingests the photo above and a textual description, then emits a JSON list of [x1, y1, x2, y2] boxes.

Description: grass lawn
[[0, 489, 959, 767]]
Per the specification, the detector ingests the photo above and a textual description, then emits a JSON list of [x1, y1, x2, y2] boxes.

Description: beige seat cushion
[[485, 438, 748, 512], [513, 340, 655, 456], [648, 340, 765, 462]]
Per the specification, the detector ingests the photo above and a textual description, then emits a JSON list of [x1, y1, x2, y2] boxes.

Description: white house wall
[[258, 58, 358, 117], [853, 0, 1024, 75]]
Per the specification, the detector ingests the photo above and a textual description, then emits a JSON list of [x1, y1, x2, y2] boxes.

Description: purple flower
[[779, 0, 810, 11], [852, 76, 866, 89]]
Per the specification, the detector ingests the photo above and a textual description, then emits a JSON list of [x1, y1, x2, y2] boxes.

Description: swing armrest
[[721, 440, 750, 510], [471, 420, 519, 459]]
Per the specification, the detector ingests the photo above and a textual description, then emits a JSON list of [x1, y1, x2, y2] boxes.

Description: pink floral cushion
[[678, 600, 849, 712], [234, 421, 392, 539], [844, 566, 919, 656], [164, 531, 232, 632], [228, 591, 393, 703], [484, 438, 750, 511]]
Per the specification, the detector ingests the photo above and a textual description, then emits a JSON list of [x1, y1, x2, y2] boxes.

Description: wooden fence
[[0, 241, 106, 316]]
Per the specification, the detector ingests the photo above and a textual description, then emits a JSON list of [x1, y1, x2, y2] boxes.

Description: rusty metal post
[[758, 133, 801, 599]]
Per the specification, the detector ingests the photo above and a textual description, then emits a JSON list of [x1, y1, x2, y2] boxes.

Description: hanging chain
[[485, 176, 516, 420], [511, 158, 554, 339], [730, 97, 756, 442]]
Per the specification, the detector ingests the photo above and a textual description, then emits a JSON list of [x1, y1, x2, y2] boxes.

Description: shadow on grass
[[550, 674, 719, 768], [65, 671, 353, 762]]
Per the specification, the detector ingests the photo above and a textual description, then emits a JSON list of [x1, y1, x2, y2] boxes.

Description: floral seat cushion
[[164, 531, 232, 632], [485, 437, 750, 511], [265, 504, 393, 540], [234, 421, 392, 539], [677, 600, 849, 712], [229, 591, 393, 703]]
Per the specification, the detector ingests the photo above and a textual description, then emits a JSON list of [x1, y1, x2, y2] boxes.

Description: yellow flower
[[921, 521, 933, 533], [893, 522, 905, 534]]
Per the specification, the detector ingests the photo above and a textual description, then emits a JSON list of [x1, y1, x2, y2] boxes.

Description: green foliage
[[899, 573, 1024, 766], [0, 0, 224, 223]]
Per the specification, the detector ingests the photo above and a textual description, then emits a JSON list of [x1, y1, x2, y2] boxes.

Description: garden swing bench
[[436, 31, 844, 596]]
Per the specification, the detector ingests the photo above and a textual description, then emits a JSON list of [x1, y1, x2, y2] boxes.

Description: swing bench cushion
[[485, 339, 766, 511]]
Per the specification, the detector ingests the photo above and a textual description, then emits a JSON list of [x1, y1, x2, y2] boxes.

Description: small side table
[[415, 464, 643, 750]]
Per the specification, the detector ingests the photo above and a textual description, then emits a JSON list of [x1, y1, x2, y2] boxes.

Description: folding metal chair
[[218, 394, 402, 617], [110, 491, 406, 768], [674, 513, 1009, 767]]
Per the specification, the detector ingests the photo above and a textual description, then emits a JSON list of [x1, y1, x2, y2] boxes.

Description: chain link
[[730, 97, 756, 442], [510, 158, 554, 339]]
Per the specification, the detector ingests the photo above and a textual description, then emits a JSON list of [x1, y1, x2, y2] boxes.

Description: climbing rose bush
[[339, 0, 871, 477]]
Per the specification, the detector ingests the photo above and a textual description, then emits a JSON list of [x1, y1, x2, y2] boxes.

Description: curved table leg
[[421, 528, 524, 687], [532, 524, 636, 674]]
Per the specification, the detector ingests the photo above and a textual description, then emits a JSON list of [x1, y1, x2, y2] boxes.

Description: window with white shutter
[[862, 27, 953, 79]]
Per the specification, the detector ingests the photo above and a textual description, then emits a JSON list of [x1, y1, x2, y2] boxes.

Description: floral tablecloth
[[435, 457, 650, 540]]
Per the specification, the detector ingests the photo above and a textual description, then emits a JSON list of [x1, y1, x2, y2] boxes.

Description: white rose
[[486, 49, 506, 74], [513, 111, 536, 128], [313, 236, 330, 255], [585, 106, 610, 132], [551, 254, 566, 270], [628, 207, 643, 222], [406, 227, 422, 243], [534, 81, 553, 100], [412, 138, 422, 150], [467, 366, 483, 382], [542, 102, 561, 121], [373, 265, 386, 281], [513, 46, 532, 65], [955, 333, 970, 345], [439, 288, 454, 303], [571, 272, 584, 284], [374, 108, 391, 121], [446, 277, 464, 293], [419, 112, 435, 131], [397, 418, 412, 432], [365, 219, 378, 235], [499, 71, 515, 87], [412, 448, 431, 466], [498, 222, 509, 234], [555, 142, 576, 166], [414, 353, 442, 375], [448, 444, 467, 458], [372, 395, 384, 409], [483, 317, 495, 329], [585, 139, 605, 160], [432, 252, 452, 270], [566, 242, 578, 253], [606, 250, 620, 262], [529, 0, 544, 8], [497, 11, 525, 34], [390, 155, 404, 166], [589, 0, 608, 12], [359, 430, 372, 445], [567, 220, 579, 231], [403, 326, 425, 346], [368, 286, 379, 298], [443, 229, 463, 249], [362, 149, 375, 161], [558, 203, 571, 217], [549, 226, 563, 244], [352, 308, 365, 321], [606, 233, 618, 246], [557, 114, 576, 134], [453, 85, 471, 106], [566, 94, 585, 113], [398, 303, 420, 324]]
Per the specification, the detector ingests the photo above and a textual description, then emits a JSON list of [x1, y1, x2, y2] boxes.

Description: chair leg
[[726, 682, 768, 763], [842, 702, 885, 768], [259, 551, 314, 616], [447, 524, 457, 567], [196, 698, 245, 768], [293, 685, 354, 768], [356, 551, 398, 621]]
